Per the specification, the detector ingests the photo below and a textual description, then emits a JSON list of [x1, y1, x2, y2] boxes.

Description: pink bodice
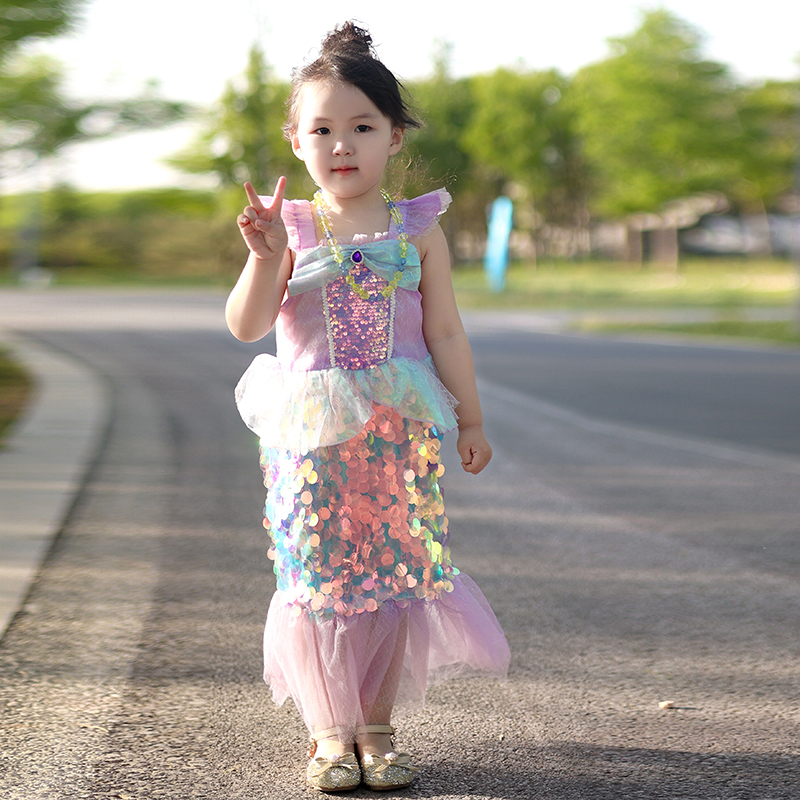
[[235, 189, 459, 454]]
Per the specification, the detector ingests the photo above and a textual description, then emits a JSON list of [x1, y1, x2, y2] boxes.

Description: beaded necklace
[[313, 189, 408, 301]]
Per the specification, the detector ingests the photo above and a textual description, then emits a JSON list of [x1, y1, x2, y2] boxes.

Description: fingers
[[243, 181, 265, 212], [238, 206, 258, 229], [242, 177, 287, 226], [244, 177, 286, 211], [461, 448, 489, 474], [270, 176, 286, 213], [457, 433, 492, 475]]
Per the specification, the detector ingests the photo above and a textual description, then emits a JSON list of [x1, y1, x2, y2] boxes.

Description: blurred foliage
[[730, 79, 799, 211], [0, 345, 33, 447], [0, 7, 797, 279], [463, 67, 590, 227], [166, 46, 304, 193], [0, 185, 235, 281], [2, 54, 188, 165], [572, 10, 743, 216], [405, 43, 476, 194], [449, 258, 798, 310], [0, 0, 78, 61], [403, 45, 489, 241], [164, 45, 311, 274], [0, 0, 189, 185]]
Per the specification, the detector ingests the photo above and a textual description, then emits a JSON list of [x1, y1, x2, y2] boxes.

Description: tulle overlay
[[237, 354, 458, 454], [263, 573, 510, 739]]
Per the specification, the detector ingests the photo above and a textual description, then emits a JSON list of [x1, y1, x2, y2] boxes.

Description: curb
[[0, 332, 110, 637]]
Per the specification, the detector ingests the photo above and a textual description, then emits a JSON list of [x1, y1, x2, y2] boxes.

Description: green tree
[[461, 67, 590, 256], [730, 78, 799, 212], [166, 45, 305, 275], [572, 9, 740, 217], [167, 45, 301, 193], [1, 0, 190, 276], [406, 43, 476, 191], [0, 0, 79, 60], [403, 43, 487, 250], [1, 54, 187, 170], [1, 0, 188, 182]]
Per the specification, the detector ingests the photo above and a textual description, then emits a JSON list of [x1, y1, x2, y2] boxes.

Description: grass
[[0, 348, 34, 447], [451, 257, 800, 347], [575, 319, 800, 346], [4, 256, 798, 305], [0, 265, 233, 288], [451, 257, 799, 310]]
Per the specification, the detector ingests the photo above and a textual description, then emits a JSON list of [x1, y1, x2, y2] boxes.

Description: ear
[[291, 135, 305, 161], [389, 127, 404, 156]]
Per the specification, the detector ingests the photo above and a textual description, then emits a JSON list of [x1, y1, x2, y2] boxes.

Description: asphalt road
[[1, 290, 799, 799]]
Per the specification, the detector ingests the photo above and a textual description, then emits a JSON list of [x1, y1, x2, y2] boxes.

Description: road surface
[[0, 290, 798, 799]]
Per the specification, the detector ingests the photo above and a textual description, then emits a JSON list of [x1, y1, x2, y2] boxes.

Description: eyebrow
[[309, 112, 382, 125]]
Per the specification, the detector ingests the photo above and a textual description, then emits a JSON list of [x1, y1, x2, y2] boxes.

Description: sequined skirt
[[260, 404, 457, 619], [259, 404, 510, 734]]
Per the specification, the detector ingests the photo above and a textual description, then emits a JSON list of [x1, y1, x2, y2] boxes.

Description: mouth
[[332, 166, 357, 175]]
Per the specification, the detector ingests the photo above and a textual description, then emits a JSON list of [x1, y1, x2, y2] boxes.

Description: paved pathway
[[1, 289, 798, 799]]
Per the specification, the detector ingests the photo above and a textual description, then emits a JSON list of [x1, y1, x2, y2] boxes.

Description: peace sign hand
[[238, 177, 288, 261]]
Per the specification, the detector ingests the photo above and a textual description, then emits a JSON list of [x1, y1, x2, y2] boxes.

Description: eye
[[313, 127, 330, 135], [355, 124, 372, 133]]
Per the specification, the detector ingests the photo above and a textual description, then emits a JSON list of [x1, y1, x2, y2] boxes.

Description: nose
[[332, 136, 353, 156]]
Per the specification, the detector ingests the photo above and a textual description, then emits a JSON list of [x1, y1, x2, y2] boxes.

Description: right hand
[[238, 177, 288, 261]]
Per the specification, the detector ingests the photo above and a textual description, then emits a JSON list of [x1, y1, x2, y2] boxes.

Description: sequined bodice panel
[[324, 265, 394, 369], [276, 239, 428, 373]]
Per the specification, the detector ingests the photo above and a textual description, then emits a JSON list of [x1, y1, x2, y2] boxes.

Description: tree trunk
[[625, 224, 643, 267], [651, 225, 679, 270]]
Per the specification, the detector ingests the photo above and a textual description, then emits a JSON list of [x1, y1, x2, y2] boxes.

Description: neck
[[316, 186, 391, 238], [318, 184, 387, 219]]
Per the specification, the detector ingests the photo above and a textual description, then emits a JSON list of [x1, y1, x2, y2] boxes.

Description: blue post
[[484, 196, 513, 293]]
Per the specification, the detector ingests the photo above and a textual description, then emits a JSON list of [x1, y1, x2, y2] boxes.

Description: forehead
[[296, 80, 383, 121]]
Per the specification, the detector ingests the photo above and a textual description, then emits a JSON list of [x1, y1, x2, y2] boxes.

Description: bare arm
[[418, 225, 492, 474], [225, 178, 293, 342]]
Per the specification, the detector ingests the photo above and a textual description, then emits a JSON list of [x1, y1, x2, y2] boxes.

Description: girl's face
[[291, 81, 404, 205]]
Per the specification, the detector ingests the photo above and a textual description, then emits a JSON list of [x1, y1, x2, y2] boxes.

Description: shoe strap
[[310, 726, 344, 742], [357, 724, 395, 736]]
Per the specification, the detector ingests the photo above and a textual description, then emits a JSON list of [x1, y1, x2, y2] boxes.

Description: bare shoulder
[[417, 222, 462, 341], [414, 223, 450, 278]]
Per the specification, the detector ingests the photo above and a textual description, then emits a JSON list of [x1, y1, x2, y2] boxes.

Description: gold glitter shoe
[[356, 724, 419, 791], [306, 727, 361, 793]]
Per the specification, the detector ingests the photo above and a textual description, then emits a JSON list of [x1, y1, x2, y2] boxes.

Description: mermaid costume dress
[[235, 189, 509, 738]]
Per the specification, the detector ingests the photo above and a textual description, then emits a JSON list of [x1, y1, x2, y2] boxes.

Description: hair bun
[[320, 21, 373, 59]]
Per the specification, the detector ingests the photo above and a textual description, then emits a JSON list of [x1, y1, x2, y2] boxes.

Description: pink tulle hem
[[262, 573, 509, 737]]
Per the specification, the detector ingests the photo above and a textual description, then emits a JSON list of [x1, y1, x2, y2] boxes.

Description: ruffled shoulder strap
[[395, 188, 452, 238], [257, 196, 317, 253]]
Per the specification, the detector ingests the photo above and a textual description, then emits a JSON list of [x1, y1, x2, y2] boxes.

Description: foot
[[307, 729, 360, 793], [313, 737, 355, 760], [355, 731, 394, 758], [356, 725, 418, 790]]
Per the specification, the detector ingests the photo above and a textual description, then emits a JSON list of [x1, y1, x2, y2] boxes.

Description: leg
[[357, 609, 408, 755]]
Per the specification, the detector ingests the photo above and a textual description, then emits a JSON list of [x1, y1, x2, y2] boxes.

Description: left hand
[[457, 425, 492, 474], [238, 178, 288, 261]]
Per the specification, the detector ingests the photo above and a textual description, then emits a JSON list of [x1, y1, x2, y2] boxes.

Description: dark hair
[[283, 22, 421, 140]]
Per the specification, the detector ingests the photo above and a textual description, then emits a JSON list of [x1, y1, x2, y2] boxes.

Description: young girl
[[226, 22, 509, 792]]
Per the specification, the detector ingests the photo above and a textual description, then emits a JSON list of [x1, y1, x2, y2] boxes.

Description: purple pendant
[[350, 250, 363, 265]]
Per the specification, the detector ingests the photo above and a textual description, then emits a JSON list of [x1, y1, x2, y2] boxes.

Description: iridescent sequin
[[261, 405, 458, 620], [324, 264, 394, 370]]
